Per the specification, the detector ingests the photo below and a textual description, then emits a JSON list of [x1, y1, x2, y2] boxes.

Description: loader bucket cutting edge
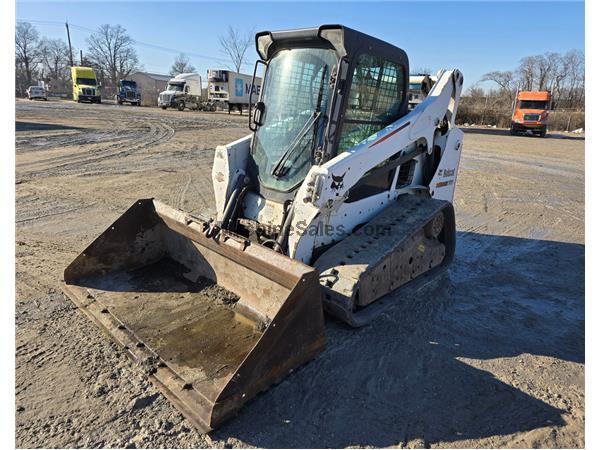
[[61, 199, 326, 432]]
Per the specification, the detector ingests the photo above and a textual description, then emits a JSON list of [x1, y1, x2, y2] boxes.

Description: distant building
[[130, 72, 172, 106]]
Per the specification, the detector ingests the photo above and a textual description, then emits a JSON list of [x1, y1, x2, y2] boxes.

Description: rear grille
[[523, 113, 540, 121]]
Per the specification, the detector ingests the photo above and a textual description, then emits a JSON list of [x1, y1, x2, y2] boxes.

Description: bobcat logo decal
[[331, 172, 346, 190]]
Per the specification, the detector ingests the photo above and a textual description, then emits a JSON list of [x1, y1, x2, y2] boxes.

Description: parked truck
[[207, 69, 262, 114], [408, 74, 437, 110], [510, 90, 552, 137], [71, 66, 101, 103], [116, 79, 141, 106], [158, 73, 206, 111]]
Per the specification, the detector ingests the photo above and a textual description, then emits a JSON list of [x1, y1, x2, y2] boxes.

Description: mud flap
[[315, 194, 455, 327], [62, 199, 326, 432]]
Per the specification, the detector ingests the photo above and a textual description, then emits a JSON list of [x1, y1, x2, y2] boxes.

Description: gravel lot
[[15, 99, 584, 448]]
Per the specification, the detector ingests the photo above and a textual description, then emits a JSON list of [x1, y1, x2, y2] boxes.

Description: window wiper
[[271, 64, 329, 178], [311, 64, 329, 156], [270, 111, 321, 177]]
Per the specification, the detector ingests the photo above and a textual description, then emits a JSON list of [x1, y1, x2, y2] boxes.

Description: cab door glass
[[338, 54, 406, 153]]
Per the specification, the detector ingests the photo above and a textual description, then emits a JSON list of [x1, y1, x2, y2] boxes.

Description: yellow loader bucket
[[61, 199, 326, 432]]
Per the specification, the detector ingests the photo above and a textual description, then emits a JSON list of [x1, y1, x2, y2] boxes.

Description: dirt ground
[[15, 99, 584, 448]]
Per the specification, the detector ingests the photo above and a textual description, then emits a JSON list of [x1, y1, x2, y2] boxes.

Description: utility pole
[[480, 95, 488, 126], [65, 21, 74, 67]]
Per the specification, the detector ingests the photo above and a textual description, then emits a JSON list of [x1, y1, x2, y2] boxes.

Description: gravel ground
[[15, 99, 584, 448]]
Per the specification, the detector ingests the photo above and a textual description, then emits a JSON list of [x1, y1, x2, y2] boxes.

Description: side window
[[338, 54, 406, 153], [185, 85, 190, 94]]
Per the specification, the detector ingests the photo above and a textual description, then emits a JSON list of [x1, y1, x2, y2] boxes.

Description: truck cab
[[408, 74, 437, 110], [71, 66, 101, 103], [511, 91, 551, 137], [116, 79, 141, 106], [158, 73, 203, 110]]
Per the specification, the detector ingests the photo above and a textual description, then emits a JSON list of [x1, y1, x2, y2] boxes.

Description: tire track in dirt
[[16, 117, 175, 181]]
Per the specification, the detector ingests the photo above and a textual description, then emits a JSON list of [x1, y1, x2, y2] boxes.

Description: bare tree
[[533, 53, 557, 91], [218, 26, 253, 73], [481, 70, 516, 99], [39, 38, 71, 82], [86, 24, 140, 89], [170, 53, 196, 76], [562, 49, 584, 108], [516, 56, 537, 91], [15, 22, 41, 87]]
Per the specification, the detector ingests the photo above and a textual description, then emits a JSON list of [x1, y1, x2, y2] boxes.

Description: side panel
[[429, 127, 463, 202], [212, 134, 252, 219]]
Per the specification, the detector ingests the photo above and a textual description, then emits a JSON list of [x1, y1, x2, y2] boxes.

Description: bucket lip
[[60, 267, 326, 433], [60, 281, 216, 432]]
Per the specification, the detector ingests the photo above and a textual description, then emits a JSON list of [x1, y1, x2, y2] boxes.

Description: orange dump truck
[[510, 91, 551, 137]]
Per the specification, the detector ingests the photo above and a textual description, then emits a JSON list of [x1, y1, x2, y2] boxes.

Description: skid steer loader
[[62, 25, 464, 431]]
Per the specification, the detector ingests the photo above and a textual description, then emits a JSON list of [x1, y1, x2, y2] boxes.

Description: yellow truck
[[70, 66, 101, 103]]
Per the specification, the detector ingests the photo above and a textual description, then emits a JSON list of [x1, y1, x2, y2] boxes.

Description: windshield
[[121, 81, 137, 88], [519, 100, 547, 110], [167, 83, 184, 92], [252, 47, 338, 192], [76, 77, 97, 86]]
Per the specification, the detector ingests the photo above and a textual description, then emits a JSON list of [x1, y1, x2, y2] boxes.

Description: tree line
[[15, 22, 141, 96], [16, 21, 255, 97], [457, 49, 584, 131]]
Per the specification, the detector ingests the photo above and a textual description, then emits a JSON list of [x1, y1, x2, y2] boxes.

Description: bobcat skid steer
[[62, 25, 464, 431]]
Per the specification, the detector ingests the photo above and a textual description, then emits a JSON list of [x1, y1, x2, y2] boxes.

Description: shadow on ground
[[461, 126, 584, 140], [211, 232, 583, 448], [15, 121, 83, 132]]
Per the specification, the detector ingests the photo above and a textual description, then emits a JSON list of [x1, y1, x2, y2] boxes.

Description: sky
[[16, 1, 584, 89]]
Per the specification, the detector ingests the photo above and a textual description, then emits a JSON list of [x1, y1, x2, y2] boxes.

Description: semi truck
[[510, 90, 552, 137], [158, 73, 206, 111], [207, 69, 262, 114], [116, 79, 141, 106], [71, 66, 101, 103], [158, 71, 263, 113]]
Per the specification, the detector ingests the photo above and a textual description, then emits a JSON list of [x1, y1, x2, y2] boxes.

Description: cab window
[[519, 100, 547, 110], [338, 54, 406, 153]]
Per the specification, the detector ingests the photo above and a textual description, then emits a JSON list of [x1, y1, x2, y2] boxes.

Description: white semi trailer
[[207, 70, 262, 114]]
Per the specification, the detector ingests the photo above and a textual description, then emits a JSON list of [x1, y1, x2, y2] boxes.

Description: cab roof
[[255, 24, 408, 67], [517, 91, 551, 101]]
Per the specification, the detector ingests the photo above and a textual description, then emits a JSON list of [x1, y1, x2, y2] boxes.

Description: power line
[[16, 18, 232, 65]]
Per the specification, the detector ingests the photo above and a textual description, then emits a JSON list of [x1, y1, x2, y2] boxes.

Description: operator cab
[[247, 25, 409, 202]]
